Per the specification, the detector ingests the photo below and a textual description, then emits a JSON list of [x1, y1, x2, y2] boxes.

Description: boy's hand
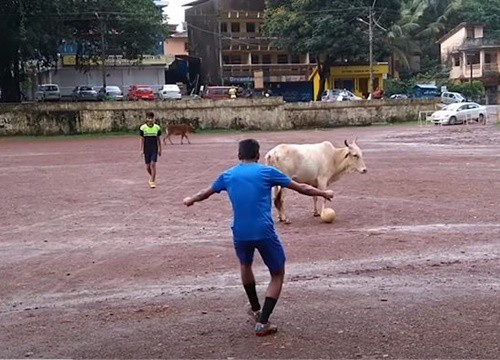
[[183, 197, 195, 207], [158, 150, 162, 156], [323, 190, 334, 200]]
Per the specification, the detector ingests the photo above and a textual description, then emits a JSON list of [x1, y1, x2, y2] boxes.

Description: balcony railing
[[223, 63, 314, 78], [459, 38, 500, 51], [483, 63, 500, 73]]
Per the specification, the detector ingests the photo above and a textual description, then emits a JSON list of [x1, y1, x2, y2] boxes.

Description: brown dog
[[163, 124, 195, 145]]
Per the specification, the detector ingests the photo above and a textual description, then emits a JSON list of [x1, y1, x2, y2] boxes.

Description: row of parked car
[[34, 84, 183, 102], [320, 88, 470, 106]]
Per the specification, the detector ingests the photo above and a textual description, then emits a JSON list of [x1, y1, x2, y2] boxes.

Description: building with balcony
[[184, 0, 315, 101], [438, 23, 500, 104]]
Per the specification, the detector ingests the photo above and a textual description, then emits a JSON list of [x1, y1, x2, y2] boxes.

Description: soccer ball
[[320, 208, 336, 223]]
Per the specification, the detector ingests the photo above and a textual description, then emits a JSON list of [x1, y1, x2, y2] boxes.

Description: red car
[[126, 85, 155, 101]]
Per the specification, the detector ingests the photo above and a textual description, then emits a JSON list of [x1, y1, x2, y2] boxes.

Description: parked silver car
[[97, 86, 124, 101], [72, 86, 99, 102], [35, 84, 61, 102], [441, 91, 466, 105]]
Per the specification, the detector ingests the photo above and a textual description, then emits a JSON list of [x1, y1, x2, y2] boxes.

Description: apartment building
[[184, 0, 315, 101], [438, 23, 500, 104]]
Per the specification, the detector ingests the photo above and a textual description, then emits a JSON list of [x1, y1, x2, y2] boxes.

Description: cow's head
[[343, 139, 367, 174]]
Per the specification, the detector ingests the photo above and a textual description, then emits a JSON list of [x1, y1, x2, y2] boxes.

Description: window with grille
[[231, 23, 240, 33], [277, 54, 288, 64], [291, 54, 300, 64], [466, 27, 475, 39], [246, 23, 255, 33]]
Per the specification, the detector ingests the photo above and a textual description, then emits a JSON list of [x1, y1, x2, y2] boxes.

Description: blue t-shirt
[[211, 163, 292, 242]]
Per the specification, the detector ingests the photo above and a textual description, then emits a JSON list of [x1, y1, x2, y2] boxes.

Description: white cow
[[265, 139, 367, 223]]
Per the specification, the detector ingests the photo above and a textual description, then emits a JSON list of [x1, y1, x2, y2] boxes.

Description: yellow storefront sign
[[330, 64, 389, 77], [62, 55, 171, 67]]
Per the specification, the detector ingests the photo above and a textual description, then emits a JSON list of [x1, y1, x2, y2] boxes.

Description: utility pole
[[95, 12, 107, 88], [358, 0, 387, 96], [368, 5, 374, 95], [469, 53, 473, 84], [218, 21, 224, 86]]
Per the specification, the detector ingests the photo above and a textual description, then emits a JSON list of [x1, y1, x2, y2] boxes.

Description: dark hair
[[238, 139, 260, 160], [146, 111, 155, 119]]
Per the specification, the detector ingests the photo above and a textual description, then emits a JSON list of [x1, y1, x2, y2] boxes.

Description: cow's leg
[[185, 134, 191, 144], [167, 135, 174, 145], [274, 186, 290, 224], [317, 177, 329, 215]]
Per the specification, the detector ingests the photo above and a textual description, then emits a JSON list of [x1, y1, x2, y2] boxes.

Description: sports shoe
[[149, 181, 156, 188], [254, 322, 278, 336], [246, 305, 261, 323]]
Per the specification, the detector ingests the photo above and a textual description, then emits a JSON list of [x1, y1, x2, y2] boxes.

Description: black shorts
[[144, 152, 158, 164]]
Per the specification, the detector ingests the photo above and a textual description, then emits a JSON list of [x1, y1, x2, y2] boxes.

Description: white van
[[441, 91, 466, 105], [35, 84, 61, 102]]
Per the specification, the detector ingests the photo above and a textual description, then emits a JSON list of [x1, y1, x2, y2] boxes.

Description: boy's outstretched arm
[[183, 187, 216, 206], [286, 181, 334, 200]]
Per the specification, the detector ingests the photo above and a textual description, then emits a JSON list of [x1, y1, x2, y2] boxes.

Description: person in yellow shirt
[[139, 112, 162, 188]]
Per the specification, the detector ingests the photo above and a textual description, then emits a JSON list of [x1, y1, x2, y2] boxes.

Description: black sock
[[243, 282, 260, 311], [259, 297, 278, 324]]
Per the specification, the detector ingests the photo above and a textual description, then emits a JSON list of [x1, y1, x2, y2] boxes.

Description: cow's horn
[[344, 139, 349, 147]]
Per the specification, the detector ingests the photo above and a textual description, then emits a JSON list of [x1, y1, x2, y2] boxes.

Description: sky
[[165, 0, 193, 26]]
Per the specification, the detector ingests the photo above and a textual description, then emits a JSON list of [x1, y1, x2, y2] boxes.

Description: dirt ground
[[0, 123, 499, 359]]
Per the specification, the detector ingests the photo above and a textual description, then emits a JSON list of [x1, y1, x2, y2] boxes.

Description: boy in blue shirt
[[183, 139, 333, 336]]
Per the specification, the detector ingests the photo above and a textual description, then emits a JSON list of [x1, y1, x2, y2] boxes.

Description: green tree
[[0, 0, 65, 102], [450, 0, 500, 38], [264, 0, 401, 100], [0, 0, 165, 103]]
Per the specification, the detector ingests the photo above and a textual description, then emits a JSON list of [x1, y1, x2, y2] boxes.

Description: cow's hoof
[[284, 219, 291, 224], [313, 212, 320, 217]]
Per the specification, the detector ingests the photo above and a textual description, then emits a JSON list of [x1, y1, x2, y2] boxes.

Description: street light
[[357, 16, 373, 94]]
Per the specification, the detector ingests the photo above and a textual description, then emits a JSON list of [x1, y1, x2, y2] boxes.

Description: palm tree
[[385, 0, 427, 70]]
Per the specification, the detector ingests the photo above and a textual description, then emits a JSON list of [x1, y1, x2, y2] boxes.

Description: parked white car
[[158, 84, 182, 100], [430, 102, 487, 125], [321, 89, 362, 102]]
